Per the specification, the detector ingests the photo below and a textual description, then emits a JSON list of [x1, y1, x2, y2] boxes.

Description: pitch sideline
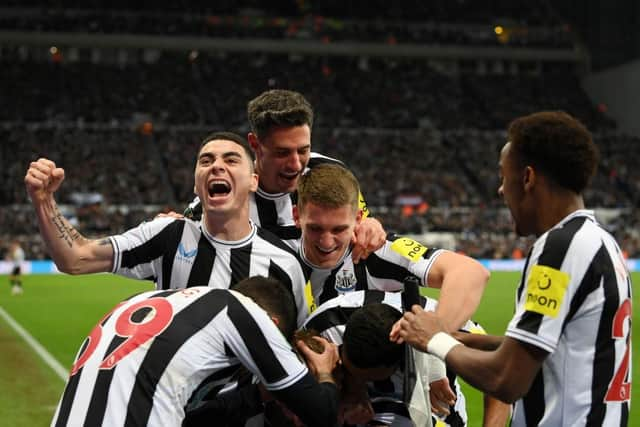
[[0, 306, 67, 381]]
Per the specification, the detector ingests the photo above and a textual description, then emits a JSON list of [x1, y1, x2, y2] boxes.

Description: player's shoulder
[[255, 226, 302, 258], [538, 212, 606, 260], [307, 152, 344, 168], [376, 233, 440, 262]]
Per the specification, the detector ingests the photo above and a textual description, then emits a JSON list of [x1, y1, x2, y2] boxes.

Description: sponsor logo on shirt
[[390, 237, 427, 262], [524, 265, 570, 318], [176, 242, 198, 264]]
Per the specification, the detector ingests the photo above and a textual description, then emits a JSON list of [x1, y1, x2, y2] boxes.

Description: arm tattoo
[[50, 207, 83, 248]]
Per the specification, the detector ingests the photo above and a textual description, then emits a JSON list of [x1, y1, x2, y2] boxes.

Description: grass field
[[0, 272, 637, 426]]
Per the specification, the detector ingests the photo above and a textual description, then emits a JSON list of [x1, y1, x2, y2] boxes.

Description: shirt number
[[70, 298, 174, 375], [604, 298, 632, 402]]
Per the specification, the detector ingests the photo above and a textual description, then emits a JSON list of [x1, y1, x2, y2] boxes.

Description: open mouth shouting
[[207, 179, 231, 200]]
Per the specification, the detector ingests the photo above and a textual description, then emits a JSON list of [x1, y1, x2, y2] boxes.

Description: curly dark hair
[[507, 111, 599, 194], [247, 89, 314, 139], [343, 303, 403, 369]]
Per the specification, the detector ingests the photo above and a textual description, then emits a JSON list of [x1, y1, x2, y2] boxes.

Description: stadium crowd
[[0, 4, 635, 427], [1, 3, 637, 262], [1, 50, 611, 130], [3, 123, 639, 260], [1, 0, 573, 47]]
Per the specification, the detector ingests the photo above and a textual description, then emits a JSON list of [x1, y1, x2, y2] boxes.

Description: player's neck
[[535, 193, 585, 236], [202, 211, 253, 242]]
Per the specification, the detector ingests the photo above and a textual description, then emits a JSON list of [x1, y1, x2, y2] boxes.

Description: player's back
[[52, 287, 297, 426]]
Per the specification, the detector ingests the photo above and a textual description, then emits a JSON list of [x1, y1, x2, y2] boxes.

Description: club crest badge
[[335, 269, 357, 294]]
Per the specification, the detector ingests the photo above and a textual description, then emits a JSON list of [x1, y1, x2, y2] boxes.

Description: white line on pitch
[[0, 306, 67, 381]]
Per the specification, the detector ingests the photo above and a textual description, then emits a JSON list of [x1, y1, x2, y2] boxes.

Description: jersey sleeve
[[505, 228, 597, 353], [221, 294, 309, 391], [374, 237, 445, 287], [109, 217, 176, 282]]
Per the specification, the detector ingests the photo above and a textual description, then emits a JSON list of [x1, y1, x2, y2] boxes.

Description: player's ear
[[292, 205, 301, 227], [523, 165, 535, 192], [248, 132, 260, 154], [355, 209, 363, 224], [249, 172, 258, 192], [270, 315, 280, 327]]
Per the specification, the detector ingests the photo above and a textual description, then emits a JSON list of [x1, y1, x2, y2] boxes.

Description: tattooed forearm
[[51, 207, 84, 248]]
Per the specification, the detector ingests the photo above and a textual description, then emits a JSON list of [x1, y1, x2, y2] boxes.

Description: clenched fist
[[24, 158, 65, 204]]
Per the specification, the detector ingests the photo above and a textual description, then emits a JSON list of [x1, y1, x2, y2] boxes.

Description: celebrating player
[[304, 290, 511, 426], [294, 163, 488, 332], [25, 132, 312, 326], [185, 89, 385, 260], [52, 276, 340, 427], [391, 111, 632, 426]]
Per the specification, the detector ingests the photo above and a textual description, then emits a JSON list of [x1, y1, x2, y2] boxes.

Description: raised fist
[[25, 158, 65, 203]]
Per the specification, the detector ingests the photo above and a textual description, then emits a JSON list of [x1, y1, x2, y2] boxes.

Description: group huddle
[[25, 90, 631, 427]]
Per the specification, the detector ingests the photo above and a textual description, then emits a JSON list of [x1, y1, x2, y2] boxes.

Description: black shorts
[[11, 266, 21, 275]]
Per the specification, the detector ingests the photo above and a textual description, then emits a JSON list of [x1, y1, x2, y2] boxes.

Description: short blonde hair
[[297, 164, 360, 212]]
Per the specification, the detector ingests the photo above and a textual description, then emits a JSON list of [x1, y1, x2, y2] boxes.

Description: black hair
[[247, 90, 314, 140], [343, 303, 403, 369], [507, 111, 599, 194], [232, 276, 297, 340], [199, 131, 255, 164]]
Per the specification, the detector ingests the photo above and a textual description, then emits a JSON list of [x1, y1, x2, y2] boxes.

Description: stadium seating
[[1, 2, 638, 261]]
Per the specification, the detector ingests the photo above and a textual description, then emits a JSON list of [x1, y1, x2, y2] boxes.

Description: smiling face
[[294, 201, 361, 269], [250, 125, 311, 194], [194, 139, 258, 218]]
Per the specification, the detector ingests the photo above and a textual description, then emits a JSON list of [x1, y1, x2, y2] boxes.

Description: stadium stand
[[1, 1, 638, 261]]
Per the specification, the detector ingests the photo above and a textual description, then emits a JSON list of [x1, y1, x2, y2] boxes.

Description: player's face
[[250, 125, 311, 194], [295, 202, 362, 269], [498, 142, 535, 236], [194, 139, 258, 216]]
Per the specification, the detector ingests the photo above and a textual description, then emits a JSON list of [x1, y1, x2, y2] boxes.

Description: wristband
[[427, 332, 462, 360], [426, 353, 447, 383]]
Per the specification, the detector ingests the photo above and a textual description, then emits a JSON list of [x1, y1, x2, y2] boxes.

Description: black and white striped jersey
[[249, 152, 345, 244], [303, 290, 478, 427], [52, 287, 309, 427], [297, 234, 445, 307], [109, 218, 312, 326], [506, 210, 632, 427], [185, 152, 367, 248]]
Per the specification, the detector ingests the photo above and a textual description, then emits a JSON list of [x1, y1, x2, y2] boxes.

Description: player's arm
[[483, 394, 512, 427], [183, 384, 263, 427], [25, 158, 114, 274], [391, 310, 547, 403], [425, 251, 489, 332], [445, 337, 546, 403], [268, 338, 340, 427], [452, 330, 504, 351]]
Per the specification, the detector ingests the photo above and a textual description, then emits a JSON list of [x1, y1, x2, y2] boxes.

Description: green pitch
[[0, 272, 637, 426]]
